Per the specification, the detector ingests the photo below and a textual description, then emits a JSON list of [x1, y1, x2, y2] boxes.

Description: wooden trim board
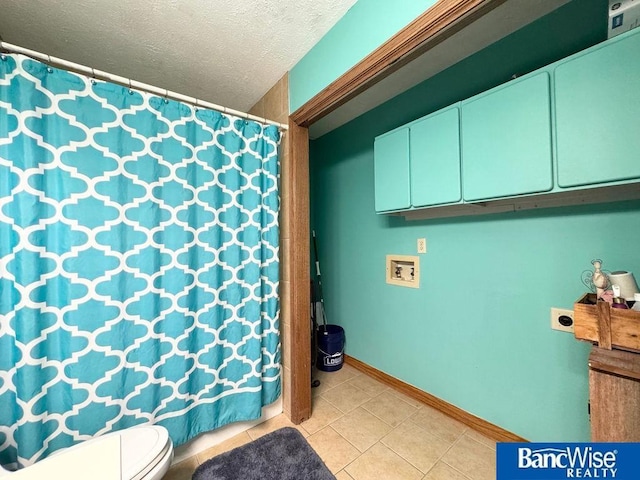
[[345, 354, 527, 442], [290, 0, 507, 127], [287, 120, 312, 423]]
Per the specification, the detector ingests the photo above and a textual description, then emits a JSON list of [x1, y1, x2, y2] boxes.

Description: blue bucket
[[316, 325, 344, 372]]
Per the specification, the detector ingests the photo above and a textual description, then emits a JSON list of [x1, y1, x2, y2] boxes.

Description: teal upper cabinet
[[373, 30, 640, 217], [461, 72, 553, 202], [555, 30, 640, 188], [410, 106, 461, 207], [374, 127, 410, 212]]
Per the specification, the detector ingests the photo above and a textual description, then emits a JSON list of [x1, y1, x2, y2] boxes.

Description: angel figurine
[[582, 259, 611, 300]]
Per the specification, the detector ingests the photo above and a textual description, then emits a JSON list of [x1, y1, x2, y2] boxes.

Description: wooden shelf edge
[[344, 354, 526, 443]]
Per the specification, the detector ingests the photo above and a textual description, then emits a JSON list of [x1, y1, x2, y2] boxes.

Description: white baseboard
[[171, 397, 283, 464]]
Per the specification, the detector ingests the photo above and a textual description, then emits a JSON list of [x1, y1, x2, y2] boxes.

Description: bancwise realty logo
[[497, 443, 640, 479]]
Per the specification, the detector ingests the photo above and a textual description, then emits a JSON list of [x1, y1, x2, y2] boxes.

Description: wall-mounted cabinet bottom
[[397, 184, 640, 221]]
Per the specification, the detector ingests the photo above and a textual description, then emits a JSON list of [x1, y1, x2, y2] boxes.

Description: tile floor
[[163, 364, 496, 480]]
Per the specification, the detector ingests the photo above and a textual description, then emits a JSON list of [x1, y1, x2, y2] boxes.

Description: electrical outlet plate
[[551, 307, 574, 333], [386, 255, 420, 288], [417, 238, 427, 254]]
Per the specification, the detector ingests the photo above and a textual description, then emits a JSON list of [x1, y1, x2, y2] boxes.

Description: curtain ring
[[46, 54, 53, 73], [164, 89, 169, 104], [128, 78, 133, 94], [90, 67, 96, 85]]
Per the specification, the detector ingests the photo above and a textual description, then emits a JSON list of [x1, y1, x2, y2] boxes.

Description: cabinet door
[[374, 127, 410, 212], [410, 106, 461, 207], [555, 31, 640, 188], [461, 72, 553, 202]]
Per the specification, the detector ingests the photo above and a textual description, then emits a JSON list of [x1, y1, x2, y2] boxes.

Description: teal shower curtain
[[0, 54, 281, 468]]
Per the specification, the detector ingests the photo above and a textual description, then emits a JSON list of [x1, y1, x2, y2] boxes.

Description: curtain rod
[[0, 41, 289, 131]]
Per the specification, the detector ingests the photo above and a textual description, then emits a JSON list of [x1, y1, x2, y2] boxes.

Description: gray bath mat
[[192, 427, 335, 480]]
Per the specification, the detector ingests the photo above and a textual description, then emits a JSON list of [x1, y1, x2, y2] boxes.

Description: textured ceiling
[[0, 0, 358, 112]]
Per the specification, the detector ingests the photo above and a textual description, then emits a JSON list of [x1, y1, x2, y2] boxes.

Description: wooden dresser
[[589, 346, 640, 442]]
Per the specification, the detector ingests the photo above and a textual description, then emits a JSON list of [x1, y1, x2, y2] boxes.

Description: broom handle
[[312, 231, 328, 331]]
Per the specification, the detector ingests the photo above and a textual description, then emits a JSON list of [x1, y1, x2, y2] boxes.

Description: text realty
[[518, 446, 617, 478]]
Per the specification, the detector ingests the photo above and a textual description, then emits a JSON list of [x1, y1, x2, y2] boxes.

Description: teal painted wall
[[308, 0, 638, 441], [289, 0, 436, 112]]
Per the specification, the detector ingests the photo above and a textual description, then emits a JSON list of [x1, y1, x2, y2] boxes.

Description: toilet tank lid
[[117, 426, 171, 480]]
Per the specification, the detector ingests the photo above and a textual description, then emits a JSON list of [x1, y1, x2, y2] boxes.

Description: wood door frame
[[287, 0, 506, 423]]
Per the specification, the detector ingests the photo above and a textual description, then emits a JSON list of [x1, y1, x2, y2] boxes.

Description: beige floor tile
[[313, 370, 343, 390], [387, 388, 424, 409], [306, 426, 361, 474], [441, 435, 496, 480], [362, 390, 418, 427], [247, 413, 308, 440], [423, 461, 470, 480], [409, 406, 466, 444], [335, 470, 356, 480], [339, 363, 362, 377], [381, 421, 453, 474], [345, 442, 423, 480], [163, 456, 199, 480], [195, 431, 252, 463], [323, 382, 373, 413], [331, 407, 393, 452], [314, 364, 360, 388], [302, 397, 344, 435], [349, 374, 389, 397], [312, 375, 335, 398], [464, 429, 497, 450]]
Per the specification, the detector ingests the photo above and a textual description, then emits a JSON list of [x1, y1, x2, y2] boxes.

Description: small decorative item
[[582, 259, 611, 299], [612, 297, 629, 309], [608, 270, 640, 300]]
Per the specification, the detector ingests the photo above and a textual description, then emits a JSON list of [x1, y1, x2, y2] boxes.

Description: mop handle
[[312, 231, 329, 332], [312, 230, 321, 276]]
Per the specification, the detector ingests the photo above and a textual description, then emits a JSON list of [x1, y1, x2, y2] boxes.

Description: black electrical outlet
[[559, 315, 573, 327]]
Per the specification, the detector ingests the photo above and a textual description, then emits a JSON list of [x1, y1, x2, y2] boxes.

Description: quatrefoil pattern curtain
[[0, 54, 281, 467]]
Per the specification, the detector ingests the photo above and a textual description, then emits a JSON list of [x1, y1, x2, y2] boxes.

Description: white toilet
[[0, 425, 174, 480]]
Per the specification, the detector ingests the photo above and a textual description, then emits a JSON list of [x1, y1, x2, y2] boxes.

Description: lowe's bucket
[[317, 325, 344, 372]]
